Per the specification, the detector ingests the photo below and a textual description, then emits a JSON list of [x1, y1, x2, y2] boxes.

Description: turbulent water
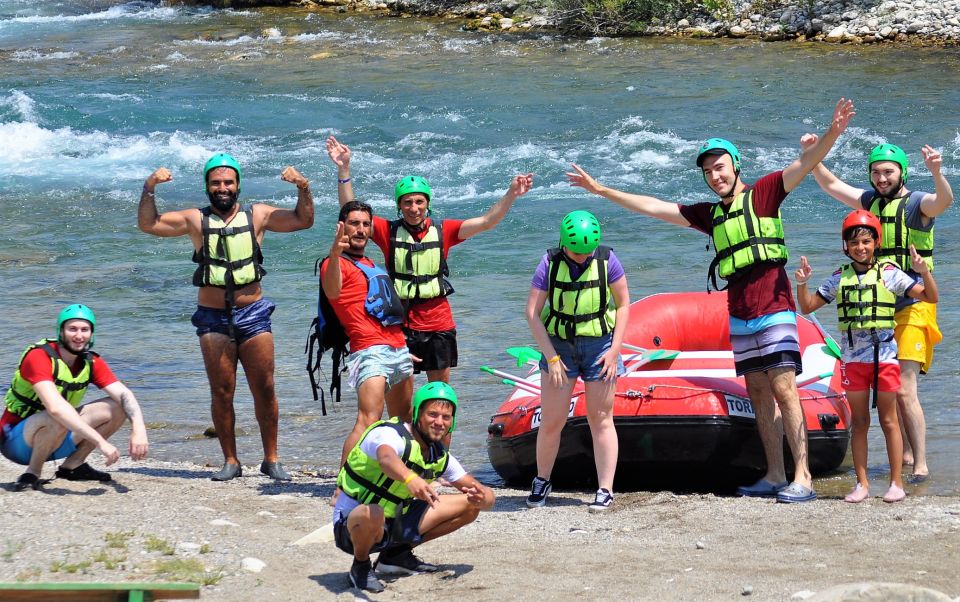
[[1, 0, 958, 494]]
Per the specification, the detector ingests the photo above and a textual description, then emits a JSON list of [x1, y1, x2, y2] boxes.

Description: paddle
[[505, 344, 680, 368], [797, 371, 834, 387], [806, 312, 843, 359], [480, 366, 542, 394]]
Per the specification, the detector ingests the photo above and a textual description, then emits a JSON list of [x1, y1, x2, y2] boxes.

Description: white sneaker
[[587, 488, 613, 513]]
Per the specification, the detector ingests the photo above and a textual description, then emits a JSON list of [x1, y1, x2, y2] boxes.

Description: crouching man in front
[[333, 382, 494, 593]]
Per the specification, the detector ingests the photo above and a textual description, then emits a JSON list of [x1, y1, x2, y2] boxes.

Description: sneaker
[[349, 559, 385, 593], [525, 476, 552, 508], [587, 488, 613, 513], [13, 472, 41, 491], [55, 462, 111, 482], [375, 546, 439, 576]]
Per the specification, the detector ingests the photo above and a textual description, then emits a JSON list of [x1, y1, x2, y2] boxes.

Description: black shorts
[[333, 500, 429, 556], [405, 328, 458, 373]]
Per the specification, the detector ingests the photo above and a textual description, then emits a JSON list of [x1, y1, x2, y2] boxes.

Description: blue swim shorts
[[538, 334, 625, 382], [191, 298, 275, 344], [347, 345, 413, 389], [1, 419, 77, 466]]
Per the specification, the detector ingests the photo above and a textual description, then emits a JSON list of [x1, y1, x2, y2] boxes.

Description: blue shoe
[[736, 478, 788, 498], [775, 482, 817, 503]]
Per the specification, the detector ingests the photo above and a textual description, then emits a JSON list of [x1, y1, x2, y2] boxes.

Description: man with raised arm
[[567, 99, 855, 503], [326, 136, 532, 396], [802, 141, 952, 480], [1, 304, 149, 490], [138, 153, 314, 481]]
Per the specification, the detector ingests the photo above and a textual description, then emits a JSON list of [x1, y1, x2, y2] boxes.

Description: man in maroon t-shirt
[[326, 136, 532, 396], [1, 305, 149, 491], [567, 99, 855, 503]]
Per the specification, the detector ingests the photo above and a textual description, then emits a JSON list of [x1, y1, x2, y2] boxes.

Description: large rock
[[808, 582, 953, 602], [825, 24, 847, 41]]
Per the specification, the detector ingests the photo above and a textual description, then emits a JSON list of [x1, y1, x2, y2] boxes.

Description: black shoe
[[375, 546, 439, 576], [525, 476, 551, 508], [13, 473, 40, 491], [211, 462, 242, 481], [349, 559, 385, 593], [56, 462, 111, 482], [260, 461, 291, 481]]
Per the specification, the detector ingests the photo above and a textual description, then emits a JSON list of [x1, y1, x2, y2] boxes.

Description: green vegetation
[[50, 559, 93, 574], [144, 535, 175, 556], [549, 0, 704, 35], [91, 550, 127, 570], [104, 530, 135, 549], [2, 540, 23, 562], [152, 558, 224, 586]]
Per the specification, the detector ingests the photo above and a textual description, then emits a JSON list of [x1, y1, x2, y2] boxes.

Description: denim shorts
[[333, 499, 429, 556], [191, 298, 275, 344], [1, 419, 77, 466], [347, 345, 413, 389], [538, 334, 625, 382]]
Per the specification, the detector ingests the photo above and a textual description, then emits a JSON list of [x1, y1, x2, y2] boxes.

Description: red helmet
[[841, 209, 882, 251]]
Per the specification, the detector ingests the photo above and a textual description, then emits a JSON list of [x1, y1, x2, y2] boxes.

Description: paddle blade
[[506, 346, 542, 368], [821, 339, 842, 359]]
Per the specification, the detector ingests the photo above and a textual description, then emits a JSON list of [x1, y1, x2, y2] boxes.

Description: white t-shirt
[[816, 263, 917, 364], [333, 422, 467, 522]]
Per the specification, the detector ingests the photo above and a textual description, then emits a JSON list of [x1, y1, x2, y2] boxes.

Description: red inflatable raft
[[485, 291, 851, 488]]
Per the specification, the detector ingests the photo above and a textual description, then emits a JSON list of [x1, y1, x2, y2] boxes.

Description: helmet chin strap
[[873, 177, 905, 200], [716, 172, 740, 200]]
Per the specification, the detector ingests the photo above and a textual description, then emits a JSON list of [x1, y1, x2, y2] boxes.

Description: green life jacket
[[192, 206, 266, 289], [4, 340, 95, 419], [837, 262, 897, 343], [540, 246, 617, 340], [868, 192, 934, 273], [337, 417, 450, 519], [387, 220, 452, 302], [708, 189, 788, 290]]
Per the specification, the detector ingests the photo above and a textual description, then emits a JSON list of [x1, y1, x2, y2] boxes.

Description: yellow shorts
[[894, 302, 942, 373]]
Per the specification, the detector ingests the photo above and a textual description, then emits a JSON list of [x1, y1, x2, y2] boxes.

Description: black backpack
[[305, 257, 349, 416]]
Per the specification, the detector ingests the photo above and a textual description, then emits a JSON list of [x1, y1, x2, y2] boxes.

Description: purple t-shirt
[[531, 249, 625, 291]]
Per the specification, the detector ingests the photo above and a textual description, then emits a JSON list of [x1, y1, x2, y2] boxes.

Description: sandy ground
[[1, 458, 959, 601]]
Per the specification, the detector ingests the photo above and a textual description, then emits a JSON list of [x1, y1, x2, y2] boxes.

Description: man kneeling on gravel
[[333, 382, 494, 593], [0, 304, 149, 491]]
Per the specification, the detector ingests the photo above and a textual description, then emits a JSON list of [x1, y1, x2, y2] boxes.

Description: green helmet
[[56, 304, 96, 349], [868, 143, 908, 184], [412, 381, 459, 433], [203, 152, 242, 193], [394, 175, 432, 205], [696, 138, 741, 172], [559, 210, 601, 254]]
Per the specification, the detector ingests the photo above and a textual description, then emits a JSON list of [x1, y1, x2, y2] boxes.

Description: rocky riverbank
[[188, 0, 960, 45]]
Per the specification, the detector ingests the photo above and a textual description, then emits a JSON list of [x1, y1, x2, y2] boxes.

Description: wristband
[[142, 186, 155, 196], [547, 355, 561, 364], [338, 177, 351, 184], [403, 473, 416, 485]]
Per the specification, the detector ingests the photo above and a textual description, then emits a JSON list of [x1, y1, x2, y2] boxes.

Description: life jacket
[[192, 206, 266, 290], [836, 262, 897, 345], [707, 189, 788, 291], [540, 246, 617, 340], [868, 192, 934, 273], [387, 220, 453, 303], [4, 340, 96, 419], [337, 417, 450, 519], [305, 256, 405, 415]]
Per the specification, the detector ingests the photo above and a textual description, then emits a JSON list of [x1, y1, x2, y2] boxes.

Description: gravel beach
[[2, 458, 959, 600]]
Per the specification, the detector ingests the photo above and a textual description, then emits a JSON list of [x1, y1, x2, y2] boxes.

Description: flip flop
[[775, 482, 817, 503]]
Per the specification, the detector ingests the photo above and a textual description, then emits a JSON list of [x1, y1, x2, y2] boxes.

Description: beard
[[207, 189, 239, 212], [59, 336, 88, 354]]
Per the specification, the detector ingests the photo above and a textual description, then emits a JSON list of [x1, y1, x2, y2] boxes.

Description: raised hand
[[921, 145, 942, 175], [566, 163, 602, 195], [830, 98, 856, 135], [799, 133, 819, 153], [145, 167, 172, 188], [281, 165, 309, 189], [326, 135, 352, 168], [508, 173, 534, 198], [795, 255, 813, 284], [909, 244, 929, 274], [329, 221, 349, 257]]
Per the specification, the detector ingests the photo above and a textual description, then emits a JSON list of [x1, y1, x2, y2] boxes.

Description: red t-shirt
[[320, 256, 407, 354], [372, 216, 465, 332], [1, 343, 118, 434], [678, 171, 796, 320]]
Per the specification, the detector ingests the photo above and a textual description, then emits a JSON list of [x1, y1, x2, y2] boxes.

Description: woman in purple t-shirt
[[523, 211, 630, 513]]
